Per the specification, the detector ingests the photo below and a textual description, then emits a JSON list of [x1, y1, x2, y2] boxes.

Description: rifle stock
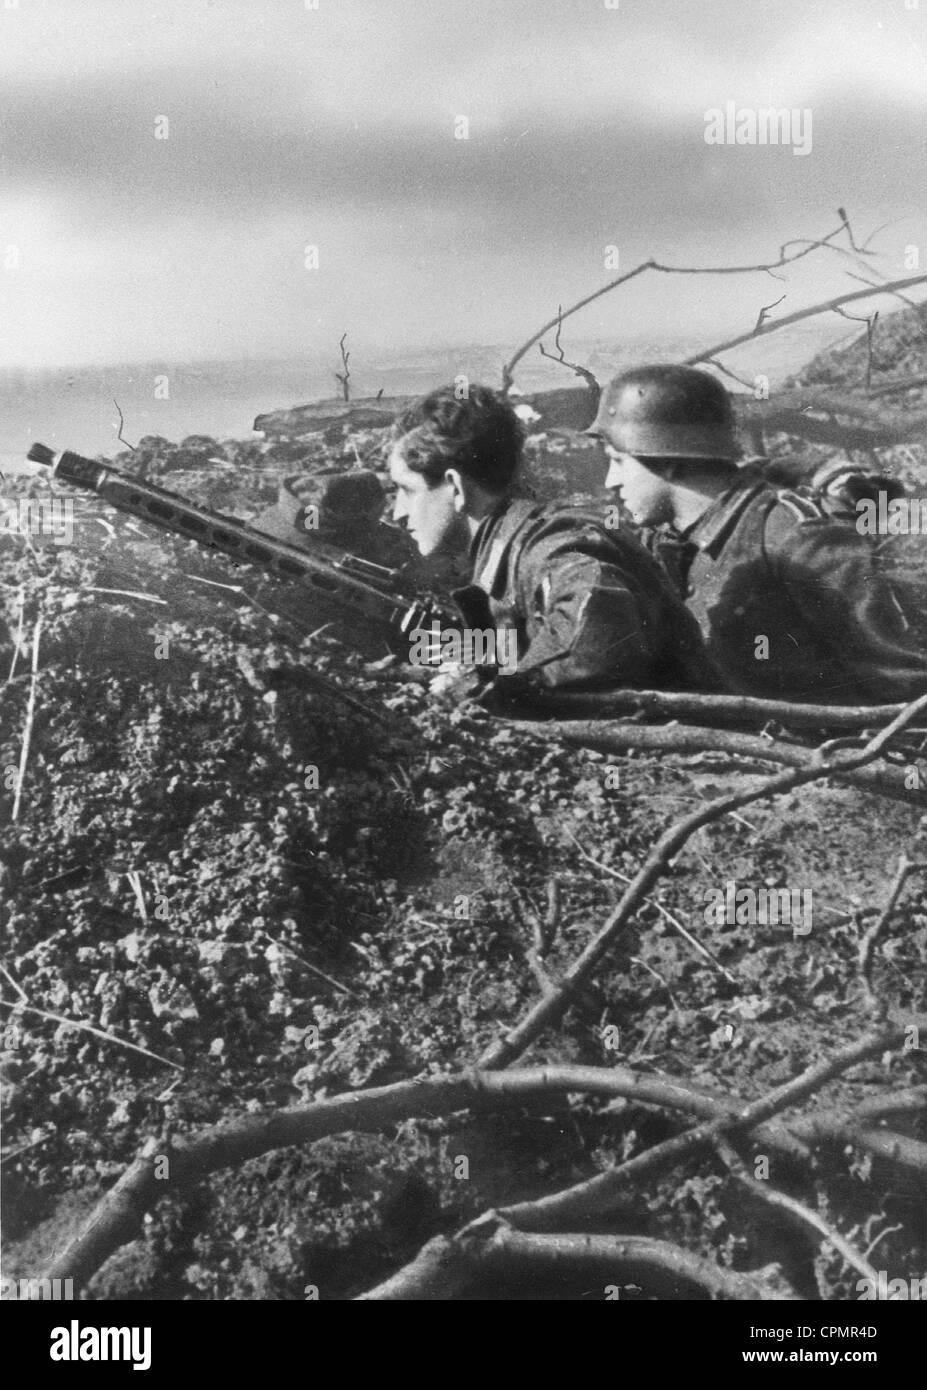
[[27, 443, 457, 656]]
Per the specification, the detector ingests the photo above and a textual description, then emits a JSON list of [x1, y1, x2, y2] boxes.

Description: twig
[[513, 889, 558, 993], [863, 1223, 903, 1261], [84, 587, 168, 605], [538, 306, 600, 391], [0, 1132, 52, 1165], [502, 213, 875, 388], [543, 877, 561, 953], [112, 399, 136, 452], [832, 306, 879, 391], [630, 956, 679, 1011], [857, 854, 925, 1010], [479, 694, 927, 1070], [566, 829, 737, 984], [0, 998, 182, 1071], [256, 931, 359, 999], [11, 614, 42, 821], [715, 1137, 882, 1290], [6, 585, 24, 683], [498, 1024, 906, 1231], [687, 276, 926, 369], [334, 332, 351, 402], [126, 870, 148, 922], [754, 294, 787, 333], [705, 358, 756, 391]]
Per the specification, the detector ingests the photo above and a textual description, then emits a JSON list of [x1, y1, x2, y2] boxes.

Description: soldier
[[387, 383, 714, 699], [253, 469, 410, 569], [586, 364, 927, 705]]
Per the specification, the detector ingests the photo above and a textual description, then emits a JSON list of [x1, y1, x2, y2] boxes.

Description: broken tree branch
[[42, 1058, 925, 1290], [479, 694, 927, 1071], [502, 213, 873, 389], [686, 276, 927, 369], [538, 306, 600, 392], [11, 613, 42, 821], [516, 688, 912, 730], [0, 997, 183, 1073], [565, 828, 737, 984], [857, 854, 925, 1011], [498, 1023, 907, 1232], [357, 1219, 792, 1301], [715, 1137, 881, 1290], [505, 717, 924, 806], [112, 399, 136, 452], [334, 332, 351, 402]]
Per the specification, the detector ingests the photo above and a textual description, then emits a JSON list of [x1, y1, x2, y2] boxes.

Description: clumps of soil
[[1, 431, 925, 1300]]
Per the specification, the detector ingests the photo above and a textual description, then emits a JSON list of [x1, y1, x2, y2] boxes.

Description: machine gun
[[27, 443, 459, 658]]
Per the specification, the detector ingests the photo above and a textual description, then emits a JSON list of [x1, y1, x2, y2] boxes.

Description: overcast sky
[[0, 0, 925, 368]]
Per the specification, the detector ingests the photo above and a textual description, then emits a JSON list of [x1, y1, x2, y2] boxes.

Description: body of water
[[0, 321, 850, 477]]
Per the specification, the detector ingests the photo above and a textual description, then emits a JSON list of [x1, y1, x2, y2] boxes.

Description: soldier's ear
[[444, 468, 469, 511]]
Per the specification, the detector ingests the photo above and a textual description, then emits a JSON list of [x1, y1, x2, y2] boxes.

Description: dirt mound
[[1, 434, 925, 1301]]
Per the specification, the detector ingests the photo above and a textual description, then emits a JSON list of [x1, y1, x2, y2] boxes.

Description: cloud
[[0, 0, 924, 367]]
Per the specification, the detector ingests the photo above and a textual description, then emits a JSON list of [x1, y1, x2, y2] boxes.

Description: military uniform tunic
[[454, 497, 715, 693], [671, 476, 927, 704]]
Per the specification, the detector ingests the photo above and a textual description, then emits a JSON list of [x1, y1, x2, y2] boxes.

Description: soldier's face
[[604, 448, 672, 526], [388, 444, 462, 556]]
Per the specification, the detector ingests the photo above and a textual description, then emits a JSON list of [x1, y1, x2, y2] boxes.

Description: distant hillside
[[792, 298, 927, 402]]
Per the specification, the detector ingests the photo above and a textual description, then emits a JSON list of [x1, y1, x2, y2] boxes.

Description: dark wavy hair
[[391, 384, 524, 494]]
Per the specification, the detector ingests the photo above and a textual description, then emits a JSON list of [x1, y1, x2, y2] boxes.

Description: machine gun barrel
[[27, 443, 457, 650]]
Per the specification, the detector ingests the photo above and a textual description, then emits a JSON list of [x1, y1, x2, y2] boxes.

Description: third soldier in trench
[[586, 364, 927, 706]]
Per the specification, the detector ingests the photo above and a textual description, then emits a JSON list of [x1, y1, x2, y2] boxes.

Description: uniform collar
[[683, 468, 768, 558], [468, 497, 540, 596]]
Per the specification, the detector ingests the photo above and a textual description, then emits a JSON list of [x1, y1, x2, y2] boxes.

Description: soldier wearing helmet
[[587, 364, 927, 705], [387, 382, 715, 699]]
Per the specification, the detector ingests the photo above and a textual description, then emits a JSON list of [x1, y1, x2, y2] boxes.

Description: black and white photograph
[[1, 0, 926, 1345]]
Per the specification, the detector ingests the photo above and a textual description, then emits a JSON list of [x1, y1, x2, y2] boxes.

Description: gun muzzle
[[28, 442, 57, 468]]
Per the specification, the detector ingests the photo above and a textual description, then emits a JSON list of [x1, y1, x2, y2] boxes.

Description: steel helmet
[[585, 365, 739, 462]]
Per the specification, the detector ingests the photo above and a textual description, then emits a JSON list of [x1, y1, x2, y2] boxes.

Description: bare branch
[[715, 1138, 882, 1290], [502, 214, 890, 389], [512, 688, 912, 730], [687, 275, 926, 368], [357, 1221, 792, 1301], [704, 357, 756, 390], [857, 854, 926, 1011], [334, 331, 351, 402], [6, 584, 25, 684], [499, 1023, 909, 1231], [479, 694, 927, 1071], [538, 305, 600, 391], [754, 294, 787, 333], [112, 399, 136, 452], [0, 997, 182, 1073], [506, 718, 924, 807], [11, 614, 42, 821], [41, 1061, 925, 1289], [565, 829, 737, 984]]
